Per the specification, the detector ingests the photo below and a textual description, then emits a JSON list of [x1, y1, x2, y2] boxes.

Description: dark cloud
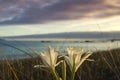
[[0, 0, 120, 25]]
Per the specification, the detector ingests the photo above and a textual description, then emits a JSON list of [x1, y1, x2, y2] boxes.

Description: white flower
[[34, 46, 62, 80], [34, 46, 60, 69], [65, 47, 93, 72]]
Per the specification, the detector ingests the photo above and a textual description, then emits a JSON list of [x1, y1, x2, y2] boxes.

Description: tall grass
[[0, 48, 120, 80], [99, 49, 120, 80]]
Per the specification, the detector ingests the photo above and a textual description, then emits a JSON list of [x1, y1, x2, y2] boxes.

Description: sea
[[0, 40, 120, 59]]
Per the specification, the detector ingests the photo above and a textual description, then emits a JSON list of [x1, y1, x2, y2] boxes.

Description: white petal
[[38, 46, 58, 68], [33, 65, 48, 68], [55, 60, 63, 67], [40, 52, 50, 67], [75, 52, 93, 72], [64, 56, 73, 71]]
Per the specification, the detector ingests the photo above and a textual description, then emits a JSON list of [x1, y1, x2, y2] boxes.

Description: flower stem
[[62, 61, 66, 80], [71, 70, 75, 80], [51, 68, 60, 80], [71, 54, 76, 80], [71, 62, 76, 80]]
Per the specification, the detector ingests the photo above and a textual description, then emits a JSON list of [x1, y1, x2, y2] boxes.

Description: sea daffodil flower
[[34, 46, 60, 69], [64, 47, 93, 80], [34, 46, 61, 80]]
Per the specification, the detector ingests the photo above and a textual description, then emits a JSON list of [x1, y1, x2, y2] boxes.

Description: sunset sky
[[0, 0, 120, 36]]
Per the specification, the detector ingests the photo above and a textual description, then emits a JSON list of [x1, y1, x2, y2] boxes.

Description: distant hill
[[2, 31, 120, 40]]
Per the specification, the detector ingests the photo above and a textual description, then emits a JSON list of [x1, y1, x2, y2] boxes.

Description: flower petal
[[75, 51, 93, 72], [33, 65, 48, 68], [38, 46, 59, 68], [64, 56, 73, 71]]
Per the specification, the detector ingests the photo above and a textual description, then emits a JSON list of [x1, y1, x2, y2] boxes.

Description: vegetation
[[0, 48, 120, 80]]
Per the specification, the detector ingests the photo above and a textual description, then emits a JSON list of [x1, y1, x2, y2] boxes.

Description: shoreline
[[0, 48, 120, 60]]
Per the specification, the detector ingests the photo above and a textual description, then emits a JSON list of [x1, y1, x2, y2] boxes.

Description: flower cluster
[[34, 46, 93, 80]]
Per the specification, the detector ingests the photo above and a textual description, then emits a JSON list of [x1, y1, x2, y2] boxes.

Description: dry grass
[[0, 48, 120, 80]]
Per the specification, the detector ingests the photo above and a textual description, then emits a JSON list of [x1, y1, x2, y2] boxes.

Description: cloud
[[0, 0, 120, 24]]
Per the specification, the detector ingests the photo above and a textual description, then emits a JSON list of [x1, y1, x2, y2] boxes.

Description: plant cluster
[[34, 46, 93, 80]]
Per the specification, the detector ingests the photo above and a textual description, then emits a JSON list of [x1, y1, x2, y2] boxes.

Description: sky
[[0, 0, 120, 37]]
